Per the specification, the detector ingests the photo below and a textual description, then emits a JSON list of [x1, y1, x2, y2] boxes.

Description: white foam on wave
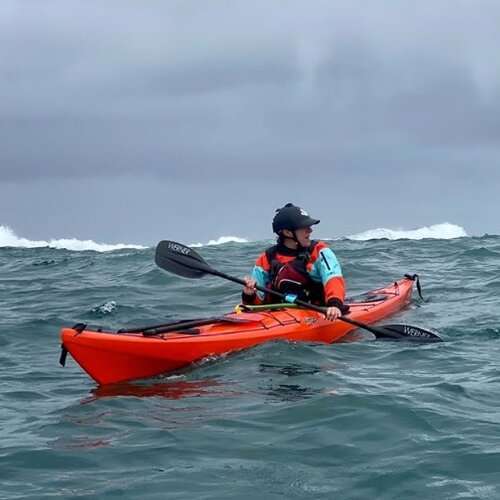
[[91, 300, 117, 314], [346, 223, 468, 241], [189, 236, 249, 247], [0, 225, 146, 252]]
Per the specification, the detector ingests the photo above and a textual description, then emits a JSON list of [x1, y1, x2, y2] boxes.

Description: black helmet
[[272, 203, 320, 234]]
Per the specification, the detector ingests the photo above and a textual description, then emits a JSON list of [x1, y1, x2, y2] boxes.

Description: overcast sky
[[1, 0, 499, 244]]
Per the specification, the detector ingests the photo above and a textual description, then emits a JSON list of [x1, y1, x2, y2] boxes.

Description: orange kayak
[[60, 276, 414, 385]]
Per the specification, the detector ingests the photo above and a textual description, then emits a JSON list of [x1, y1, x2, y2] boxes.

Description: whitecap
[[0, 225, 146, 252], [346, 223, 468, 241], [91, 300, 117, 315], [189, 236, 249, 247]]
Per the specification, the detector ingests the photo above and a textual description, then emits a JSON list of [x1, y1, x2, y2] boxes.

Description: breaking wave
[[1, 222, 471, 252], [0, 225, 146, 252], [189, 236, 249, 247], [346, 223, 468, 241]]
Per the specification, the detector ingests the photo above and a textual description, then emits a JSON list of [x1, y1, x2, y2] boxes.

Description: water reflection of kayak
[[85, 378, 226, 401]]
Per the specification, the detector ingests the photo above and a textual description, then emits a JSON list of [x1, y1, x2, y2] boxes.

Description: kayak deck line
[[63, 312, 305, 341]]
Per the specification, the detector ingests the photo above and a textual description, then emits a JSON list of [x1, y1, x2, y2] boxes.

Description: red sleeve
[[324, 276, 346, 304], [241, 251, 269, 305], [255, 252, 271, 271]]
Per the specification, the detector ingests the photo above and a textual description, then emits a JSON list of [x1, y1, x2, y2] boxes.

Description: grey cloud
[[1, 1, 500, 240]]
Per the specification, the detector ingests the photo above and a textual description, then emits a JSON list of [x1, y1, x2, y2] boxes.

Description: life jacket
[[265, 241, 326, 305]]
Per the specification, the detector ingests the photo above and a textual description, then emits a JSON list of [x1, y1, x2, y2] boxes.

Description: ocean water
[[1, 225, 500, 499]]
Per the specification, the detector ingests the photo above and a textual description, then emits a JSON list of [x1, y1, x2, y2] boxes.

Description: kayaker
[[242, 203, 348, 321]]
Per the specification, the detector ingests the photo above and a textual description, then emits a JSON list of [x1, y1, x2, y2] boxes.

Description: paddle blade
[[155, 240, 213, 278], [374, 323, 442, 343]]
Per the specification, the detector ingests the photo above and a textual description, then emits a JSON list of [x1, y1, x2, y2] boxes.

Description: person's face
[[283, 226, 312, 247]]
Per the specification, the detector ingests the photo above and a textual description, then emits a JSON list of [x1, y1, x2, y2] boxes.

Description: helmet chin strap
[[294, 230, 311, 252], [281, 230, 305, 250]]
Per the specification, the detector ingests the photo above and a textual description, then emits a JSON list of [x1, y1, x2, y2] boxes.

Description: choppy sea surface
[[1, 228, 500, 499]]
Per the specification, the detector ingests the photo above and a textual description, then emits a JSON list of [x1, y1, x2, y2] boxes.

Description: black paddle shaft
[[207, 270, 440, 341], [206, 267, 333, 314], [154, 240, 442, 342]]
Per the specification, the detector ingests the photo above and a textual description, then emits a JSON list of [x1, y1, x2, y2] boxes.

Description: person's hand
[[243, 276, 256, 295], [324, 306, 341, 322]]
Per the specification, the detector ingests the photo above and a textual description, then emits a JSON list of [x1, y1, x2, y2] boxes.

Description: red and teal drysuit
[[242, 240, 347, 311]]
